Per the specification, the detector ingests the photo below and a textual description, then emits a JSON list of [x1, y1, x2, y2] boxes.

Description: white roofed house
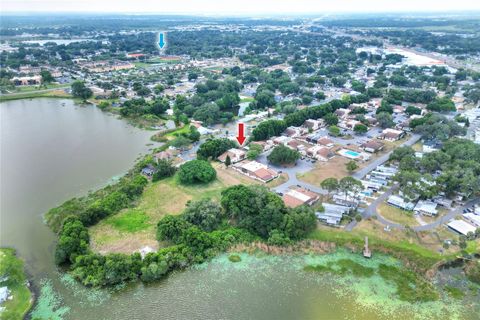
[[316, 203, 351, 226], [218, 148, 246, 164], [379, 128, 405, 142], [414, 200, 438, 217], [306, 145, 334, 162], [463, 212, 480, 228], [387, 195, 415, 211], [232, 160, 279, 183], [447, 220, 477, 236]]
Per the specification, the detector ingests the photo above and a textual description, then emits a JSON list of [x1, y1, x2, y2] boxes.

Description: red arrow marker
[[236, 122, 246, 146]]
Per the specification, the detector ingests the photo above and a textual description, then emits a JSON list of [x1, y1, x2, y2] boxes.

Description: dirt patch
[[297, 156, 350, 184]]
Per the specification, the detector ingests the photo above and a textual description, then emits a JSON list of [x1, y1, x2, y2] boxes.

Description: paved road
[[361, 182, 480, 232], [353, 134, 421, 180], [256, 151, 328, 195]]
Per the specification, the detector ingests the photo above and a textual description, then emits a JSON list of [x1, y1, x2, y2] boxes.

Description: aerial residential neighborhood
[[1, 3, 480, 320]]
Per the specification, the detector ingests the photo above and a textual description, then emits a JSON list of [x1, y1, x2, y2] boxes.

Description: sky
[[2, 0, 480, 15]]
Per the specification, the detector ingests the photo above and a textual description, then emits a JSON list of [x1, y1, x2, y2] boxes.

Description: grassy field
[[0, 89, 71, 102], [0, 248, 33, 320], [90, 162, 261, 254], [377, 202, 419, 226]]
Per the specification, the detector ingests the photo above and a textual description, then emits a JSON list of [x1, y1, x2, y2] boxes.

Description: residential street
[[353, 133, 421, 179]]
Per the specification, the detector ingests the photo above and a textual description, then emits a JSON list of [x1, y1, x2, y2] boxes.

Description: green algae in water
[[444, 285, 465, 300], [30, 279, 70, 320], [60, 273, 111, 306], [304, 258, 375, 278], [197, 249, 472, 320], [228, 254, 241, 263]]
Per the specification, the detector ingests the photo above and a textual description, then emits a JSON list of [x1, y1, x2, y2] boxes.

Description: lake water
[[0, 98, 478, 320]]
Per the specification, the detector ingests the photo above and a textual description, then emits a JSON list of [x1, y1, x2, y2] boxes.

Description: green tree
[[55, 217, 89, 265], [247, 143, 263, 160], [321, 178, 339, 198], [324, 113, 339, 126], [71, 81, 93, 101], [178, 160, 216, 184], [156, 215, 192, 243], [225, 155, 231, 167], [267, 145, 300, 166], [376, 112, 395, 129], [152, 160, 176, 182], [40, 70, 54, 83], [353, 123, 368, 135], [183, 199, 223, 232], [197, 138, 237, 160], [329, 125, 341, 137], [346, 160, 359, 173]]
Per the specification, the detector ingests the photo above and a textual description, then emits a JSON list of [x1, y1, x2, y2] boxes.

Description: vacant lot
[[297, 156, 350, 184], [377, 202, 419, 226], [90, 162, 260, 254]]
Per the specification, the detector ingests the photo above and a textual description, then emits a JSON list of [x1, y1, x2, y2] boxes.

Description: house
[[379, 128, 405, 141], [154, 149, 175, 163], [414, 200, 438, 217], [447, 220, 477, 236], [316, 203, 351, 225], [273, 136, 291, 145], [360, 140, 385, 153], [304, 119, 324, 131], [286, 139, 302, 151], [333, 194, 360, 207], [339, 119, 361, 130], [423, 141, 441, 153], [317, 136, 334, 148], [387, 195, 415, 211], [218, 148, 246, 163], [141, 165, 156, 177], [250, 140, 273, 152], [282, 187, 319, 208], [335, 108, 350, 118], [463, 212, 480, 228], [232, 160, 279, 183], [433, 197, 453, 208], [284, 126, 304, 138], [306, 145, 334, 161]]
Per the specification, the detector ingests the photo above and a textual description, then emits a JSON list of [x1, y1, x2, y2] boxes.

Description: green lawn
[[0, 90, 71, 102], [105, 209, 150, 233], [0, 248, 32, 320]]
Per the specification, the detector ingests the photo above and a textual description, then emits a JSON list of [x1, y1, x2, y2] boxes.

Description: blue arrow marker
[[158, 32, 166, 49]]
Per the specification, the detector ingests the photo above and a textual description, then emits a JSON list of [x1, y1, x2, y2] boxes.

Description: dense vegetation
[[391, 138, 480, 200], [177, 160, 217, 184], [0, 248, 32, 319]]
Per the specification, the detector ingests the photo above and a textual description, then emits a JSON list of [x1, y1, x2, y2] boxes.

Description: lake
[[0, 98, 477, 320]]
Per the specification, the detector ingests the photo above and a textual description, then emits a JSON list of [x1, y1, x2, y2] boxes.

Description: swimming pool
[[345, 150, 360, 157]]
